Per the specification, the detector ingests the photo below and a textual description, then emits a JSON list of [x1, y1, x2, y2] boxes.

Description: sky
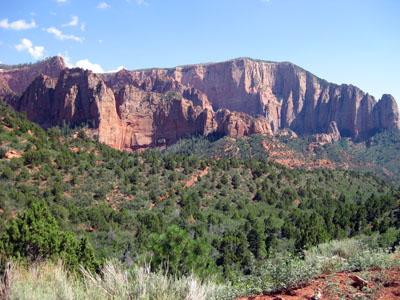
[[0, 0, 399, 103]]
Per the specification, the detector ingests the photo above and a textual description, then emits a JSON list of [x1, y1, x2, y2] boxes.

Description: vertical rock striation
[[2, 56, 399, 151]]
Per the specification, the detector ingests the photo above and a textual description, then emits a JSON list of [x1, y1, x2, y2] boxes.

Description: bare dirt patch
[[184, 166, 209, 188], [5, 150, 21, 159], [237, 269, 400, 300]]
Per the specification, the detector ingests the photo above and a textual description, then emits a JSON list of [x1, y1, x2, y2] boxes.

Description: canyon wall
[[125, 58, 399, 139], [1, 56, 399, 150]]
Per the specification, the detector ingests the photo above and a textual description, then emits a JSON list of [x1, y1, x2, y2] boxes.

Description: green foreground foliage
[[0, 200, 99, 273]]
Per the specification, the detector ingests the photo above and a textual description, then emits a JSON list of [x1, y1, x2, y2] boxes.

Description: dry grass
[[304, 236, 400, 274], [4, 260, 77, 300], [0, 259, 223, 300]]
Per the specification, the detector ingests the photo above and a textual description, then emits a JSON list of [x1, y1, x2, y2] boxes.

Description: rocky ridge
[[1, 56, 399, 151], [0, 56, 66, 102]]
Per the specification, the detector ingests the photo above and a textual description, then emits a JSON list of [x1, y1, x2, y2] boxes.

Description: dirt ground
[[237, 269, 400, 300]]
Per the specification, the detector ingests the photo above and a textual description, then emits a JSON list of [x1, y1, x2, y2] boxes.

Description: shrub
[[148, 225, 217, 278], [0, 200, 100, 273], [0, 148, 6, 159], [304, 236, 400, 274]]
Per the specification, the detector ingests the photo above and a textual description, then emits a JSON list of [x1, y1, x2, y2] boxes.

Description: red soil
[[5, 150, 21, 159], [149, 166, 209, 210], [184, 166, 209, 188], [149, 193, 169, 210], [237, 269, 400, 300]]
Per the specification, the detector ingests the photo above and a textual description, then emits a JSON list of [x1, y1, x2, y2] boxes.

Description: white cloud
[[59, 55, 121, 74], [0, 19, 36, 30], [30, 12, 36, 16], [106, 66, 125, 73], [97, 2, 110, 9], [136, 0, 149, 6], [15, 38, 45, 60], [56, 0, 68, 2], [261, 0, 271, 3], [76, 59, 104, 73], [98, 39, 103, 44], [44, 27, 83, 42], [80, 22, 86, 31], [15, 39, 32, 52], [59, 54, 104, 73], [62, 16, 78, 27]]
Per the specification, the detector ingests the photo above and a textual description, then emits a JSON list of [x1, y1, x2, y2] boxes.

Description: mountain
[[1, 100, 398, 278], [1, 56, 399, 151], [1, 70, 400, 300], [0, 56, 66, 101]]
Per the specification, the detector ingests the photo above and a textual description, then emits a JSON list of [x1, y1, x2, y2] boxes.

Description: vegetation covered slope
[[1, 100, 399, 283], [164, 129, 400, 184]]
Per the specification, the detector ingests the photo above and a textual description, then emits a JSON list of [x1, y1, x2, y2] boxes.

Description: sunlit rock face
[[4, 57, 399, 150]]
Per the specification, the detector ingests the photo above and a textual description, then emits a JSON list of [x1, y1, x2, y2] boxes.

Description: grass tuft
[[2, 259, 223, 300]]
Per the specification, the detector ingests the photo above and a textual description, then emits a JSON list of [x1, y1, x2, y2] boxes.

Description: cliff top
[[0, 56, 66, 71]]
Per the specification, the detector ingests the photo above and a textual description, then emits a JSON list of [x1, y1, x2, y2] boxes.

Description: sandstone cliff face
[[122, 58, 399, 140], [113, 84, 218, 150], [14, 68, 248, 150], [3, 56, 400, 151], [16, 74, 57, 126], [0, 56, 65, 101], [215, 110, 272, 137], [312, 121, 341, 144], [371, 94, 400, 132]]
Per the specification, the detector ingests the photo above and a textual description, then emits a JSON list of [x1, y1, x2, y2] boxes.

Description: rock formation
[[1, 56, 399, 151], [0, 56, 65, 102], [312, 121, 341, 144], [118, 58, 399, 140]]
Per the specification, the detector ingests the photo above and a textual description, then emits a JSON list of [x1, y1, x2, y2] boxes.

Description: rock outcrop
[[119, 58, 399, 140], [13, 68, 254, 150], [0, 56, 66, 101], [312, 121, 341, 144], [16, 74, 57, 126], [2, 56, 399, 151], [215, 110, 272, 137]]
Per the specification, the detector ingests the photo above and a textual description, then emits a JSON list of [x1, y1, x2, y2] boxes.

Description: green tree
[[148, 225, 216, 278], [0, 200, 99, 272], [254, 190, 266, 202], [232, 174, 241, 189], [247, 220, 267, 260]]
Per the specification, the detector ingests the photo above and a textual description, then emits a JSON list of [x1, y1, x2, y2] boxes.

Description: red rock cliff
[[122, 58, 399, 139], [3, 57, 400, 151], [0, 56, 65, 100]]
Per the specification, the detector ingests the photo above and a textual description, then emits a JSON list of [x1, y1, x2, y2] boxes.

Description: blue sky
[[0, 0, 399, 103]]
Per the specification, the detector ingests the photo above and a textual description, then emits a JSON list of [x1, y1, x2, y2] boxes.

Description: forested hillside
[[163, 129, 400, 183], [1, 100, 399, 285]]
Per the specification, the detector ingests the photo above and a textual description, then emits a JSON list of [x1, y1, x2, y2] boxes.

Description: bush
[[148, 225, 216, 278], [1, 167, 14, 180], [0, 200, 100, 273], [0, 148, 6, 159], [304, 236, 400, 274]]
